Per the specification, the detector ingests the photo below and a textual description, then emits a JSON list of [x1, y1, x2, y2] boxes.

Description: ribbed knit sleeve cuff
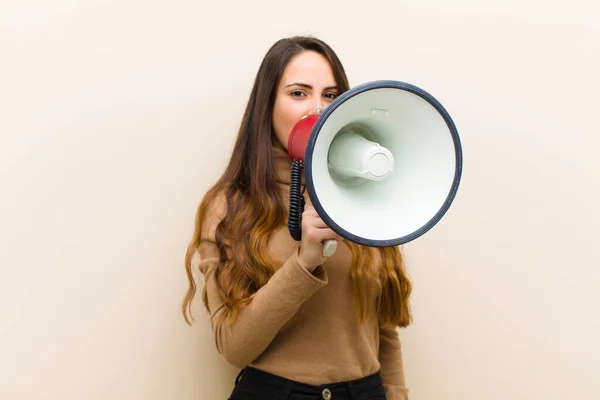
[[291, 246, 328, 286]]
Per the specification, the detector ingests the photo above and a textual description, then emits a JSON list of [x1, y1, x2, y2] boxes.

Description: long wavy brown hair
[[183, 36, 412, 329]]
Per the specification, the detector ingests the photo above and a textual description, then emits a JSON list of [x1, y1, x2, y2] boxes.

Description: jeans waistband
[[237, 366, 384, 396]]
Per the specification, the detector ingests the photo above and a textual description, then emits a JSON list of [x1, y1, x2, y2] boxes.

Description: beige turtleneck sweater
[[197, 143, 409, 400]]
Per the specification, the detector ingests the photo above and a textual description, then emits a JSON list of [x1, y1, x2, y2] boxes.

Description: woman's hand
[[297, 205, 342, 272]]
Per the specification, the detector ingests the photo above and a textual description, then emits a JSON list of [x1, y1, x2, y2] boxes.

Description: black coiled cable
[[288, 159, 306, 241]]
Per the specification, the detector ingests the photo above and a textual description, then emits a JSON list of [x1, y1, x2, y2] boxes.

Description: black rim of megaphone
[[304, 80, 463, 247]]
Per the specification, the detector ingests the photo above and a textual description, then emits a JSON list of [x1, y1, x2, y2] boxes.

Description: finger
[[304, 217, 329, 228], [315, 228, 342, 242], [302, 208, 319, 217]]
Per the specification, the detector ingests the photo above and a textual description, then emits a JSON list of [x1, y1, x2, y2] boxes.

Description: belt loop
[[347, 381, 357, 400], [284, 378, 294, 399]]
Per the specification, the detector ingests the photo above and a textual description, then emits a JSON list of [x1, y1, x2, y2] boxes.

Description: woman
[[183, 36, 413, 400]]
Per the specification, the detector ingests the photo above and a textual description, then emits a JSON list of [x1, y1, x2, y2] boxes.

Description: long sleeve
[[378, 324, 409, 400], [197, 199, 329, 368]]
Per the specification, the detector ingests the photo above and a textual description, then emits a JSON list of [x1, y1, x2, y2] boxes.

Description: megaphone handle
[[322, 239, 337, 257]]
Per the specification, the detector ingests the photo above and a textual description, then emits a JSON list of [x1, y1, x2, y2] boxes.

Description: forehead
[[279, 51, 336, 86]]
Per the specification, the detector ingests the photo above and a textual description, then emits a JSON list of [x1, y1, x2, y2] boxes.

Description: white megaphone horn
[[286, 80, 463, 257]]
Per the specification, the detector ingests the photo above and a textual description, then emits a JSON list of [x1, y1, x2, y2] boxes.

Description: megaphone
[[287, 80, 462, 257]]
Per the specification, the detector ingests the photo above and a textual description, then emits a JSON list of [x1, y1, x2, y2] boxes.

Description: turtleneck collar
[[272, 141, 305, 185]]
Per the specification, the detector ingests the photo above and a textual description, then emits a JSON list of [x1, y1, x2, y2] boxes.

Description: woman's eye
[[291, 91, 306, 97], [324, 93, 338, 100]]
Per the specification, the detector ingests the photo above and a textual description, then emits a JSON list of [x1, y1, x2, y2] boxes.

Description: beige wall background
[[1, 1, 599, 399]]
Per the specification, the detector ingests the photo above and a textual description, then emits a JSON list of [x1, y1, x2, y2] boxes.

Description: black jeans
[[228, 366, 387, 400]]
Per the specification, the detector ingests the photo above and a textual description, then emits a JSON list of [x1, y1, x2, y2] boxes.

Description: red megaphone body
[[287, 115, 319, 162]]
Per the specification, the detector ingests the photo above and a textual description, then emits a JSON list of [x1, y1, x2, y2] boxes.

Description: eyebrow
[[285, 82, 339, 91]]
